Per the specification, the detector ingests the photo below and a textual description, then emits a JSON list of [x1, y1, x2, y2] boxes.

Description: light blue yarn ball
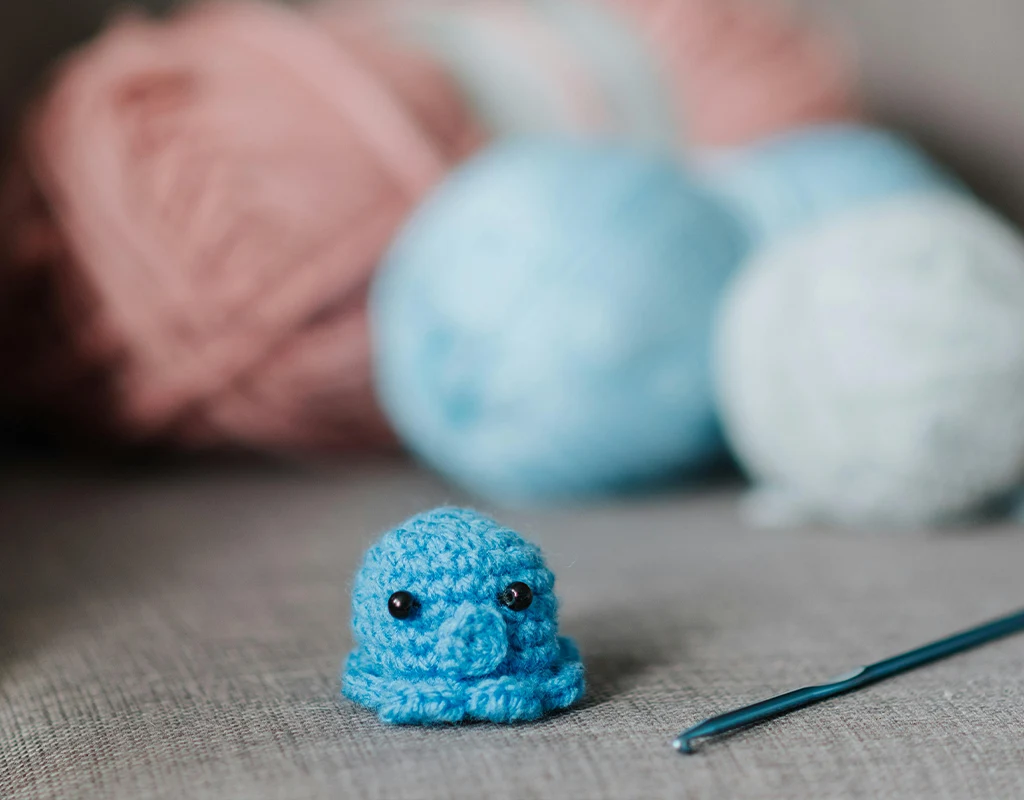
[[372, 139, 748, 504], [715, 192, 1024, 528], [699, 124, 963, 244]]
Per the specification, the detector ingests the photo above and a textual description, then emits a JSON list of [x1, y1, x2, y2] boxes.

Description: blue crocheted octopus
[[342, 507, 585, 724]]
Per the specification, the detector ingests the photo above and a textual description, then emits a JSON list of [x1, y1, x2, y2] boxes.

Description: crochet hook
[[674, 606, 1024, 754]]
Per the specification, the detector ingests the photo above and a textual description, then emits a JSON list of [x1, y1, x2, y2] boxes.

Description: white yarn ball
[[716, 192, 1024, 527]]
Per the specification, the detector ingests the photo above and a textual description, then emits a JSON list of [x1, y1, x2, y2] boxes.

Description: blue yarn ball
[[372, 139, 748, 504], [700, 124, 963, 244], [343, 507, 584, 724]]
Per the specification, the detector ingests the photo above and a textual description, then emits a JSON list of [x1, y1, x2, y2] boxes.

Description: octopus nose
[[437, 602, 508, 677]]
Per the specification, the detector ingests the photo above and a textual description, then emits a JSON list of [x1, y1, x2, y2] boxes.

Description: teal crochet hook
[[674, 606, 1024, 754]]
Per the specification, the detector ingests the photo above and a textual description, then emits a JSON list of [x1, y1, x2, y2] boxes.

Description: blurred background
[[3, 0, 1024, 528], [3, 0, 1023, 213]]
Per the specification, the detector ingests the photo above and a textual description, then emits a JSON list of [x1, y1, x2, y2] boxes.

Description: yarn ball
[[372, 139, 749, 504], [0, 0, 482, 452], [343, 507, 585, 724], [325, 0, 676, 148], [700, 124, 962, 244], [604, 0, 861, 146], [715, 192, 1024, 527]]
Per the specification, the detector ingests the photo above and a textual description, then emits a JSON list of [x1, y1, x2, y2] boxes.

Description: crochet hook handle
[[674, 606, 1024, 754]]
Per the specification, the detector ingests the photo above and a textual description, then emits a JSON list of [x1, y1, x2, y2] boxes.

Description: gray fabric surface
[[3, 461, 1024, 799]]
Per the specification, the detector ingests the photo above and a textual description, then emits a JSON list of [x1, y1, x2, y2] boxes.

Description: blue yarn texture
[[343, 507, 585, 724], [701, 124, 962, 244], [372, 138, 748, 504]]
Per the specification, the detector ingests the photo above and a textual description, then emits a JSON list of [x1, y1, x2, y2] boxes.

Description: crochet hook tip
[[673, 737, 696, 754]]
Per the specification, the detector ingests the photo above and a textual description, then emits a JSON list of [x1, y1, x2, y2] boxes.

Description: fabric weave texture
[[5, 464, 1024, 799]]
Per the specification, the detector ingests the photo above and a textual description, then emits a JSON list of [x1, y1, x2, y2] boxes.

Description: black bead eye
[[388, 591, 417, 620], [499, 582, 533, 612]]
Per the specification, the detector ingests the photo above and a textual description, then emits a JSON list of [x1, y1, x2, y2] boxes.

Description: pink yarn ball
[[601, 0, 862, 146], [0, 0, 484, 452]]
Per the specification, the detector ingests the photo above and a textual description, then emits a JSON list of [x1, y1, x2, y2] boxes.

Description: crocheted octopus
[[343, 507, 585, 724]]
